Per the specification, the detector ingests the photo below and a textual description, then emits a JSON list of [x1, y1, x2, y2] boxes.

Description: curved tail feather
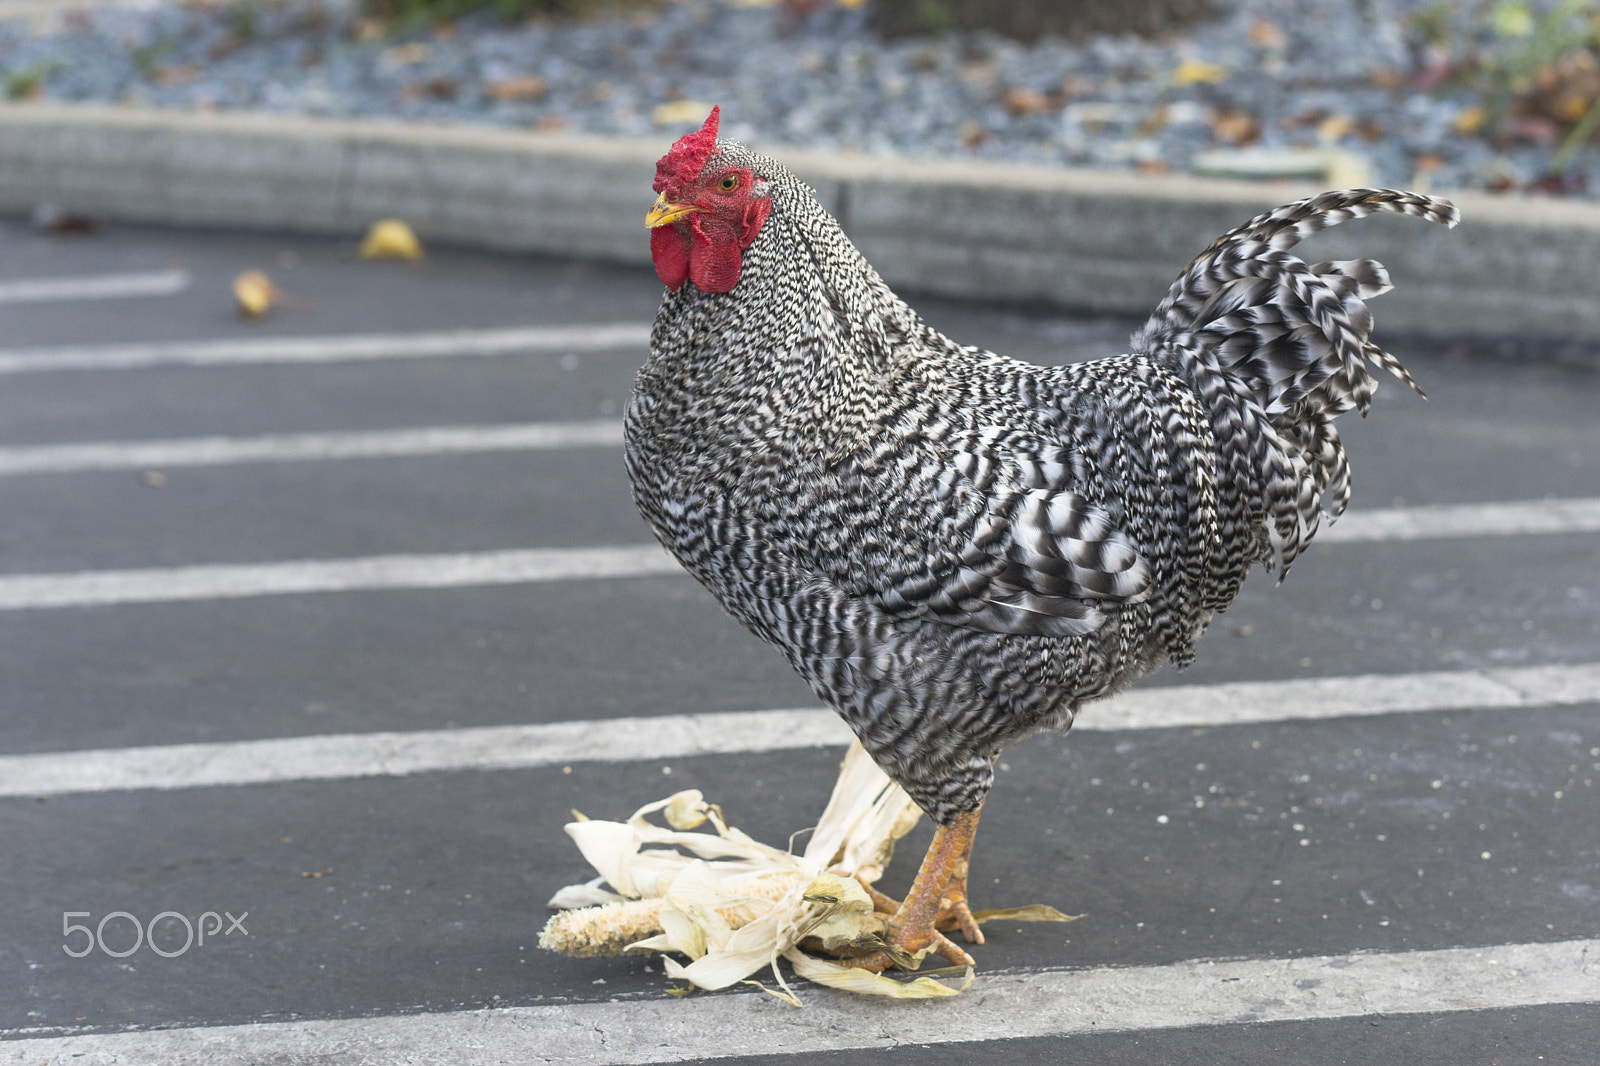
[[1134, 189, 1457, 419], [1130, 189, 1458, 580]]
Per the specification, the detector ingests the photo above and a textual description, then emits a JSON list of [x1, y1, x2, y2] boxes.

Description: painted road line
[[0, 421, 625, 474], [0, 268, 189, 304], [0, 546, 679, 611], [4, 491, 1600, 610], [0, 323, 651, 373], [4, 938, 1596, 1063], [3, 662, 1593, 798], [1323, 496, 1600, 542]]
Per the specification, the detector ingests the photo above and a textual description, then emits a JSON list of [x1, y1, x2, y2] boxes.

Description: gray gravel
[[1, 0, 1596, 197]]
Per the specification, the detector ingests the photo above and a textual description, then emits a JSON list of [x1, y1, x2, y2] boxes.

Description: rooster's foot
[[859, 876, 984, 946]]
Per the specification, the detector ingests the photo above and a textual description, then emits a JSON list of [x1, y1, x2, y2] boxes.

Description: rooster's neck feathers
[[646, 142, 924, 432]]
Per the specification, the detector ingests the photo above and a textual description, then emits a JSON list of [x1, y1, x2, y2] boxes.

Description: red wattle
[[651, 225, 692, 290], [688, 216, 744, 294]]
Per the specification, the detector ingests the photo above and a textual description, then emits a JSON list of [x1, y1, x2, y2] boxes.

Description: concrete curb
[[2, 103, 1597, 356]]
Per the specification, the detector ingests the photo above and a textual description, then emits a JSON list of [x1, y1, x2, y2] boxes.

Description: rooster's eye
[[719, 174, 738, 192]]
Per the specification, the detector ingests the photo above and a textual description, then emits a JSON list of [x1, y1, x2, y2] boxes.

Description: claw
[[935, 862, 986, 946], [847, 927, 974, 972]]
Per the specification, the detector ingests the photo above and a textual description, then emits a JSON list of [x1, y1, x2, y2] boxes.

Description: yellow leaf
[[1247, 19, 1286, 50], [971, 904, 1084, 924], [232, 270, 277, 319], [1172, 58, 1226, 87], [359, 219, 424, 261], [785, 949, 974, 999], [651, 100, 717, 127], [1453, 106, 1487, 135]]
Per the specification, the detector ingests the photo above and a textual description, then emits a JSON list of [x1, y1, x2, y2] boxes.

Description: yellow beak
[[647, 193, 699, 229]]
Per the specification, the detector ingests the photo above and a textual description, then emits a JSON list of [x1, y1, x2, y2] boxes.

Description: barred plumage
[[627, 139, 1458, 833]]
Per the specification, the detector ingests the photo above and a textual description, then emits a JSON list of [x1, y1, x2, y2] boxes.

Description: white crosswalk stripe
[[0, 269, 189, 304], [4, 938, 1595, 1064], [0, 421, 624, 474], [3, 662, 1592, 797], [1322, 496, 1600, 543], [0, 494, 1596, 610], [0, 546, 679, 611], [0, 323, 651, 373]]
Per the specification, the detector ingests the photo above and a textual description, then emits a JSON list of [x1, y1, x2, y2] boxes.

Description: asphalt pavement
[[0, 216, 1596, 1065]]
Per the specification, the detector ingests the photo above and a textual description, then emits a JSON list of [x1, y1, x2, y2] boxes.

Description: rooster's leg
[[860, 817, 984, 946], [856, 807, 983, 970], [936, 837, 985, 945]]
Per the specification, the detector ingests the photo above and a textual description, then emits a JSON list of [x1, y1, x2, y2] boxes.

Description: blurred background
[[1, 0, 1599, 198]]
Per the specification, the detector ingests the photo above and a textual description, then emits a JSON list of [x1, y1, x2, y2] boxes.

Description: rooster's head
[[647, 106, 773, 294]]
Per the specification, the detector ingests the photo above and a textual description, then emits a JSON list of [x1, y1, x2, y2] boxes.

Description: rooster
[[625, 107, 1457, 970]]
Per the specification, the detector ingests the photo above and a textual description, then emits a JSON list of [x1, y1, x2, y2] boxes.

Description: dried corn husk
[[542, 742, 975, 1001], [541, 742, 1078, 1003]]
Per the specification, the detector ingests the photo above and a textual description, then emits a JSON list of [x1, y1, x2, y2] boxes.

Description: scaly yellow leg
[[855, 807, 983, 970]]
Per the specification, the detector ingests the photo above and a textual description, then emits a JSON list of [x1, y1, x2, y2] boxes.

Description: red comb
[[653, 105, 721, 196]]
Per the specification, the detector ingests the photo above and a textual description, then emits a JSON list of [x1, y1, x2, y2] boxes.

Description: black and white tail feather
[[1130, 189, 1459, 580]]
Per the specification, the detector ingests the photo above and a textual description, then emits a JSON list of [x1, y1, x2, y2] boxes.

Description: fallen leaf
[[1316, 113, 1355, 142], [970, 904, 1082, 924], [233, 269, 278, 318], [1354, 116, 1387, 141], [359, 219, 424, 261], [1208, 106, 1260, 145], [381, 42, 433, 69], [32, 204, 105, 234], [1171, 58, 1226, 87], [1248, 19, 1286, 50], [484, 75, 547, 102], [1055, 75, 1095, 100], [403, 75, 457, 101], [652, 100, 716, 126], [959, 61, 997, 88], [1004, 88, 1053, 116], [1137, 105, 1169, 137], [1553, 91, 1594, 124], [1452, 106, 1487, 135]]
